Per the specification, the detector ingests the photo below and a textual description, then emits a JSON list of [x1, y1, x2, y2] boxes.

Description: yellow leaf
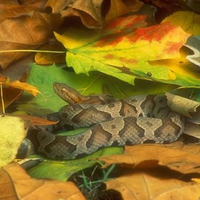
[[0, 115, 28, 167], [163, 11, 200, 35]]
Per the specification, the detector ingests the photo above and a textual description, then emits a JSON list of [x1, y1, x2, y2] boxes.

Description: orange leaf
[[4, 81, 40, 97]]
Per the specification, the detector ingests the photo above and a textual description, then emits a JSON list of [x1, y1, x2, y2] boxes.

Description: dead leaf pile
[[1, 0, 200, 200]]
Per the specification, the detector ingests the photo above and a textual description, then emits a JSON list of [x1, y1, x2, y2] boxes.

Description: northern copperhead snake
[[36, 83, 185, 159]]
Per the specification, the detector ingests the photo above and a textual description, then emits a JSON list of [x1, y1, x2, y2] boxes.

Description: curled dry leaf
[[104, 0, 143, 22], [46, 0, 103, 28], [4, 80, 40, 97], [166, 93, 200, 132], [0, 74, 40, 111], [166, 92, 200, 118], [45, 0, 142, 28]]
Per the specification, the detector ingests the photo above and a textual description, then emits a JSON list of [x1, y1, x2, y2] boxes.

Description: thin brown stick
[[0, 84, 5, 113]]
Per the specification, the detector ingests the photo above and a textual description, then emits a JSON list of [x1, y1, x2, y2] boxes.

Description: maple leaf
[[55, 15, 190, 85], [163, 11, 200, 36]]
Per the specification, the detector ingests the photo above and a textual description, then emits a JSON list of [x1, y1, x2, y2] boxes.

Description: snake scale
[[36, 83, 184, 159]]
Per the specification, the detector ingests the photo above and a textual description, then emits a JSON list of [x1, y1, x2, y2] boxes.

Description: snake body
[[36, 83, 184, 159]]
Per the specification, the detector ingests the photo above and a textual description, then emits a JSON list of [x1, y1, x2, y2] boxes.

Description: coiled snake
[[36, 83, 184, 159]]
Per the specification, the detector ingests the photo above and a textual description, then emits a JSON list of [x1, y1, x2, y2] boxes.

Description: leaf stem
[[0, 50, 65, 53], [0, 85, 5, 113]]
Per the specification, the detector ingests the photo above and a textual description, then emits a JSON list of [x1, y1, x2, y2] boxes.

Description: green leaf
[[21, 64, 177, 115], [28, 147, 123, 181]]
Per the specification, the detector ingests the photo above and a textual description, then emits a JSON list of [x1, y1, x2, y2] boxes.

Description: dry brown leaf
[[166, 93, 200, 139], [184, 121, 200, 139], [150, 0, 173, 10], [105, 167, 200, 200], [4, 81, 40, 97], [0, 1, 62, 68], [1, 163, 86, 200], [46, 0, 142, 28], [46, 0, 103, 28], [100, 144, 200, 199], [35, 42, 66, 64], [166, 92, 200, 118], [0, 164, 18, 200], [45, 0, 73, 13], [61, 0, 103, 28], [0, 73, 40, 111], [0, 74, 22, 111], [14, 115, 58, 126], [0, 0, 46, 23], [100, 144, 200, 174], [104, 0, 143, 22], [0, 86, 22, 111], [0, 113, 58, 126]]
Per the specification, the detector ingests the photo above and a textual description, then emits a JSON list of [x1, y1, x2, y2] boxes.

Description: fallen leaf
[[184, 36, 200, 66], [0, 115, 28, 167], [100, 144, 200, 175], [55, 15, 190, 85], [104, 0, 143, 22], [0, 0, 46, 23], [46, 0, 103, 28], [4, 114, 58, 126], [0, 163, 85, 200], [46, 0, 142, 29], [28, 146, 122, 181], [0, 1, 61, 68], [0, 85, 22, 112], [105, 167, 200, 200], [35, 42, 66, 65], [4, 81, 40, 97], [149, 46, 200, 86], [184, 121, 200, 139], [163, 11, 200, 35], [0, 164, 17, 200], [0, 73, 40, 111], [166, 92, 200, 118]]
